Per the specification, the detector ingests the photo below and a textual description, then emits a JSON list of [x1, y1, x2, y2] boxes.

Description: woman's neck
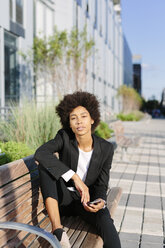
[[76, 134, 93, 152]]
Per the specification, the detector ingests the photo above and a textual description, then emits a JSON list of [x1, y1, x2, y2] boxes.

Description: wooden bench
[[0, 155, 122, 248], [109, 120, 141, 159]]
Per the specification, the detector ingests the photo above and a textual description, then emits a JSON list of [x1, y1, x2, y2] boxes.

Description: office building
[[133, 55, 142, 95], [0, 0, 125, 119], [39, 0, 123, 116], [123, 35, 133, 87], [0, 0, 34, 109]]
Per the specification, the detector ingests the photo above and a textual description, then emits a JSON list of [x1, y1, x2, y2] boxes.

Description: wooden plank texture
[[0, 154, 122, 248], [0, 155, 36, 186]]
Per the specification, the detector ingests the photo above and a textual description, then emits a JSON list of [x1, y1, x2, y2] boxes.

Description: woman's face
[[69, 106, 94, 136]]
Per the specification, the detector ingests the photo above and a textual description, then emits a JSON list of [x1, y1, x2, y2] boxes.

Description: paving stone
[[131, 182, 146, 195], [119, 232, 140, 241], [122, 172, 135, 180], [127, 194, 145, 208], [160, 175, 165, 183], [143, 210, 163, 236], [145, 195, 161, 209], [118, 193, 129, 206], [141, 234, 164, 244], [147, 175, 160, 183], [120, 240, 139, 248], [140, 241, 163, 248], [134, 174, 147, 181]]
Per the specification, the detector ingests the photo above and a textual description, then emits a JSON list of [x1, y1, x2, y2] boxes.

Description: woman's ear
[[91, 119, 94, 124]]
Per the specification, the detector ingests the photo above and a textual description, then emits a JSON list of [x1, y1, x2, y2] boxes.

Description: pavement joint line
[[117, 205, 165, 214], [158, 140, 165, 245], [138, 135, 152, 248], [117, 146, 143, 236], [116, 191, 165, 198], [112, 168, 165, 176], [111, 179, 165, 187]]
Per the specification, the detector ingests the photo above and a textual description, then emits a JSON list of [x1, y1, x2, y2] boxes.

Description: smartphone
[[87, 199, 101, 206]]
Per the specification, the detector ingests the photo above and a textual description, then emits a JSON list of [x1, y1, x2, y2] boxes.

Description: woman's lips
[[77, 127, 85, 131]]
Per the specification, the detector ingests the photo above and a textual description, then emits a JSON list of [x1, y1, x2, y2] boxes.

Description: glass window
[[16, 0, 23, 25], [4, 32, 19, 104], [10, 0, 13, 19]]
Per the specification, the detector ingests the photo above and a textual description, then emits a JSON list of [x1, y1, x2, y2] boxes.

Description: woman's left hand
[[83, 198, 105, 212]]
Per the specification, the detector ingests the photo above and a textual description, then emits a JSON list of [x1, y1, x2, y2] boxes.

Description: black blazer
[[34, 129, 114, 201]]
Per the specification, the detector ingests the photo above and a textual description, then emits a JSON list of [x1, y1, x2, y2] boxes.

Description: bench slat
[[0, 174, 32, 197], [0, 178, 39, 209], [0, 186, 40, 220], [71, 220, 89, 248], [0, 155, 36, 186], [80, 227, 103, 248]]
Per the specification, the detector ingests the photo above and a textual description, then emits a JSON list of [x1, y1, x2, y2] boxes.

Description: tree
[[117, 85, 142, 113], [21, 26, 95, 101]]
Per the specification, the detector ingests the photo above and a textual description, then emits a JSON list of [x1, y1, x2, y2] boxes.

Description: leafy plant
[[117, 111, 144, 121], [0, 141, 34, 165], [95, 121, 114, 139]]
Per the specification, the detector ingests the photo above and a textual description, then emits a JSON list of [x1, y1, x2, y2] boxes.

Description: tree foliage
[[117, 85, 142, 113], [22, 26, 95, 100]]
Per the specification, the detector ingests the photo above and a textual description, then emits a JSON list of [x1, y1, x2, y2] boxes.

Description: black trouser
[[38, 165, 121, 248]]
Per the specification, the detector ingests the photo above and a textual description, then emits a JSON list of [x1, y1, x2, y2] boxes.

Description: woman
[[34, 91, 121, 248]]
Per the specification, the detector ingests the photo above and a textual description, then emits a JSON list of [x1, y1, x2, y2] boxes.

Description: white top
[[61, 148, 106, 208], [77, 148, 93, 181], [62, 148, 93, 191]]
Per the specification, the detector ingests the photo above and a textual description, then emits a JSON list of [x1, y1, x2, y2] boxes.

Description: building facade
[[123, 35, 133, 87], [37, 0, 123, 117], [0, 0, 34, 109], [133, 55, 142, 95], [133, 63, 142, 95], [0, 0, 124, 119]]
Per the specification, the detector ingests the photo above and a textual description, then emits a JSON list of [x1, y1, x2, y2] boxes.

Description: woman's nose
[[77, 118, 82, 124]]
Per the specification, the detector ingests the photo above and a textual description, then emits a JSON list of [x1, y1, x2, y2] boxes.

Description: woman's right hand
[[72, 174, 90, 204]]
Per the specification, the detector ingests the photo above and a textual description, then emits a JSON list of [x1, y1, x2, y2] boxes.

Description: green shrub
[[0, 101, 61, 150], [95, 121, 114, 139], [0, 141, 34, 165], [117, 111, 144, 121]]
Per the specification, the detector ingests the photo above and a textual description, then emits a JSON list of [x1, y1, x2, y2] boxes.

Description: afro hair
[[56, 91, 100, 132]]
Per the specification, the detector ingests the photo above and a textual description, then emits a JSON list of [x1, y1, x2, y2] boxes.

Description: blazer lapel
[[85, 135, 101, 185], [70, 137, 79, 172]]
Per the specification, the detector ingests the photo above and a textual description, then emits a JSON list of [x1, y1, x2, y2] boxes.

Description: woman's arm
[[34, 130, 70, 180]]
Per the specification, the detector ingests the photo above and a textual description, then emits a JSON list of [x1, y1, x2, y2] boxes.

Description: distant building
[[161, 88, 165, 107], [133, 55, 142, 95], [123, 35, 133, 87]]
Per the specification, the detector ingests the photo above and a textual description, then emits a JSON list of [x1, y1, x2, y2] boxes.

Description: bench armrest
[[0, 221, 61, 248]]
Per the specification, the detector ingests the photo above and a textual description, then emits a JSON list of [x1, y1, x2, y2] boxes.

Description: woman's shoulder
[[56, 128, 75, 140], [93, 134, 114, 150]]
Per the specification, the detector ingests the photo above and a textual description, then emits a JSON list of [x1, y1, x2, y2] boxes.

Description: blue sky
[[122, 0, 165, 101]]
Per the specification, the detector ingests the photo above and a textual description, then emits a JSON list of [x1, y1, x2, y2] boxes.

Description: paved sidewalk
[[110, 119, 165, 248]]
